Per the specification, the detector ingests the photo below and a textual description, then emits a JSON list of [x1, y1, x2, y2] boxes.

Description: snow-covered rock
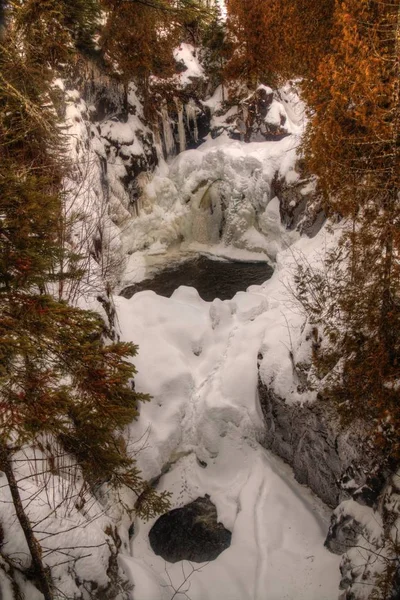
[[209, 82, 305, 142], [329, 472, 400, 600], [258, 382, 382, 508], [114, 276, 342, 600]]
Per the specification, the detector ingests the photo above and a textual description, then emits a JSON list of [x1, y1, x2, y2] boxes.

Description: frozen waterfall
[[186, 99, 199, 144], [161, 104, 175, 158], [175, 97, 186, 153]]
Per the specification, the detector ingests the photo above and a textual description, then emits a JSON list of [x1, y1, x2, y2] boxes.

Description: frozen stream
[[115, 245, 341, 600], [110, 83, 340, 600]]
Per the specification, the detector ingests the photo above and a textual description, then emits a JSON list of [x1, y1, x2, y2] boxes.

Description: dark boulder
[[148, 496, 231, 563]]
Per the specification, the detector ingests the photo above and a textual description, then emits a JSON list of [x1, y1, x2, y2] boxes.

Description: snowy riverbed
[[114, 227, 342, 600], [62, 76, 342, 598]]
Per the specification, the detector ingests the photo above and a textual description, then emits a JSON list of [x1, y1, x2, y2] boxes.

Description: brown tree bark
[[380, 0, 400, 365], [0, 445, 54, 600]]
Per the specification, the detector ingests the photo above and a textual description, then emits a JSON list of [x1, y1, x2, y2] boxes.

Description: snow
[[101, 114, 150, 157], [216, 0, 227, 20], [256, 84, 274, 96], [173, 43, 204, 86], [0, 75, 344, 599], [332, 498, 392, 599], [202, 85, 225, 113], [109, 87, 341, 594], [189, 243, 273, 263], [279, 81, 306, 128], [128, 82, 145, 117], [120, 447, 340, 600], [0, 444, 129, 599], [334, 500, 383, 546], [110, 79, 339, 597], [113, 222, 342, 600], [266, 99, 288, 127], [118, 131, 302, 285], [101, 120, 136, 145], [52, 77, 65, 91], [118, 556, 166, 600]]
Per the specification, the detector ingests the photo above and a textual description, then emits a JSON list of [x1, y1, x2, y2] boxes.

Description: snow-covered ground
[[0, 76, 343, 600], [103, 79, 343, 599], [114, 224, 342, 600]]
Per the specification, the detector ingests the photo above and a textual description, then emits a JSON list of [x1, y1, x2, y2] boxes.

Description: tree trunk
[[380, 0, 400, 365], [0, 445, 54, 600], [380, 206, 395, 365]]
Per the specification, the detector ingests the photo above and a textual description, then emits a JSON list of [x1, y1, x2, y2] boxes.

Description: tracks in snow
[[181, 321, 240, 451]]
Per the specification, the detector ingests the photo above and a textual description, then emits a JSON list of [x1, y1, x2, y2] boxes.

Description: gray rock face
[[271, 171, 326, 237], [148, 496, 232, 564], [258, 379, 400, 598], [258, 380, 383, 508]]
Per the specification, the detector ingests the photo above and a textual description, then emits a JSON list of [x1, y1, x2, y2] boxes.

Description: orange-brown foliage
[[224, 0, 334, 91], [300, 0, 400, 459]]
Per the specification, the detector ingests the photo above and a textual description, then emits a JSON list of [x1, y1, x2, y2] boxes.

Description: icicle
[[152, 125, 164, 164], [161, 104, 175, 158], [185, 99, 199, 144], [174, 97, 186, 153]]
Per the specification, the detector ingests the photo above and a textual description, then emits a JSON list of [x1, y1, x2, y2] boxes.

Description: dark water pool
[[120, 255, 273, 302]]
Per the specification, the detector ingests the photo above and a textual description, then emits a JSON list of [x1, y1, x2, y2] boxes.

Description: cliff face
[[258, 381, 384, 509], [258, 378, 399, 599]]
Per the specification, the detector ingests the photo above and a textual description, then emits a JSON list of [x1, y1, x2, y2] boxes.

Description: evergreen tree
[[201, 4, 231, 95], [224, 0, 335, 93], [225, 0, 279, 88], [100, 0, 212, 97], [12, 0, 100, 68], [100, 0, 178, 91], [300, 0, 400, 458], [279, 0, 335, 81], [0, 3, 169, 597]]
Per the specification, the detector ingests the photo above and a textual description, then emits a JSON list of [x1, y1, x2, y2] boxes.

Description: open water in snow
[[120, 255, 273, 301]]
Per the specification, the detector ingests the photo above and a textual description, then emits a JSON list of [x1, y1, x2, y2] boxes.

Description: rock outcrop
[[258, 380, 385, 509], [258, 376, 400, 599], [326, 474, 400, 600]]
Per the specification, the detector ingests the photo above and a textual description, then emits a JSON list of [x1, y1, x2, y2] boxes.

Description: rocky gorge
[[1, 40, 398, 600], [71, 54, 399, 599]]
